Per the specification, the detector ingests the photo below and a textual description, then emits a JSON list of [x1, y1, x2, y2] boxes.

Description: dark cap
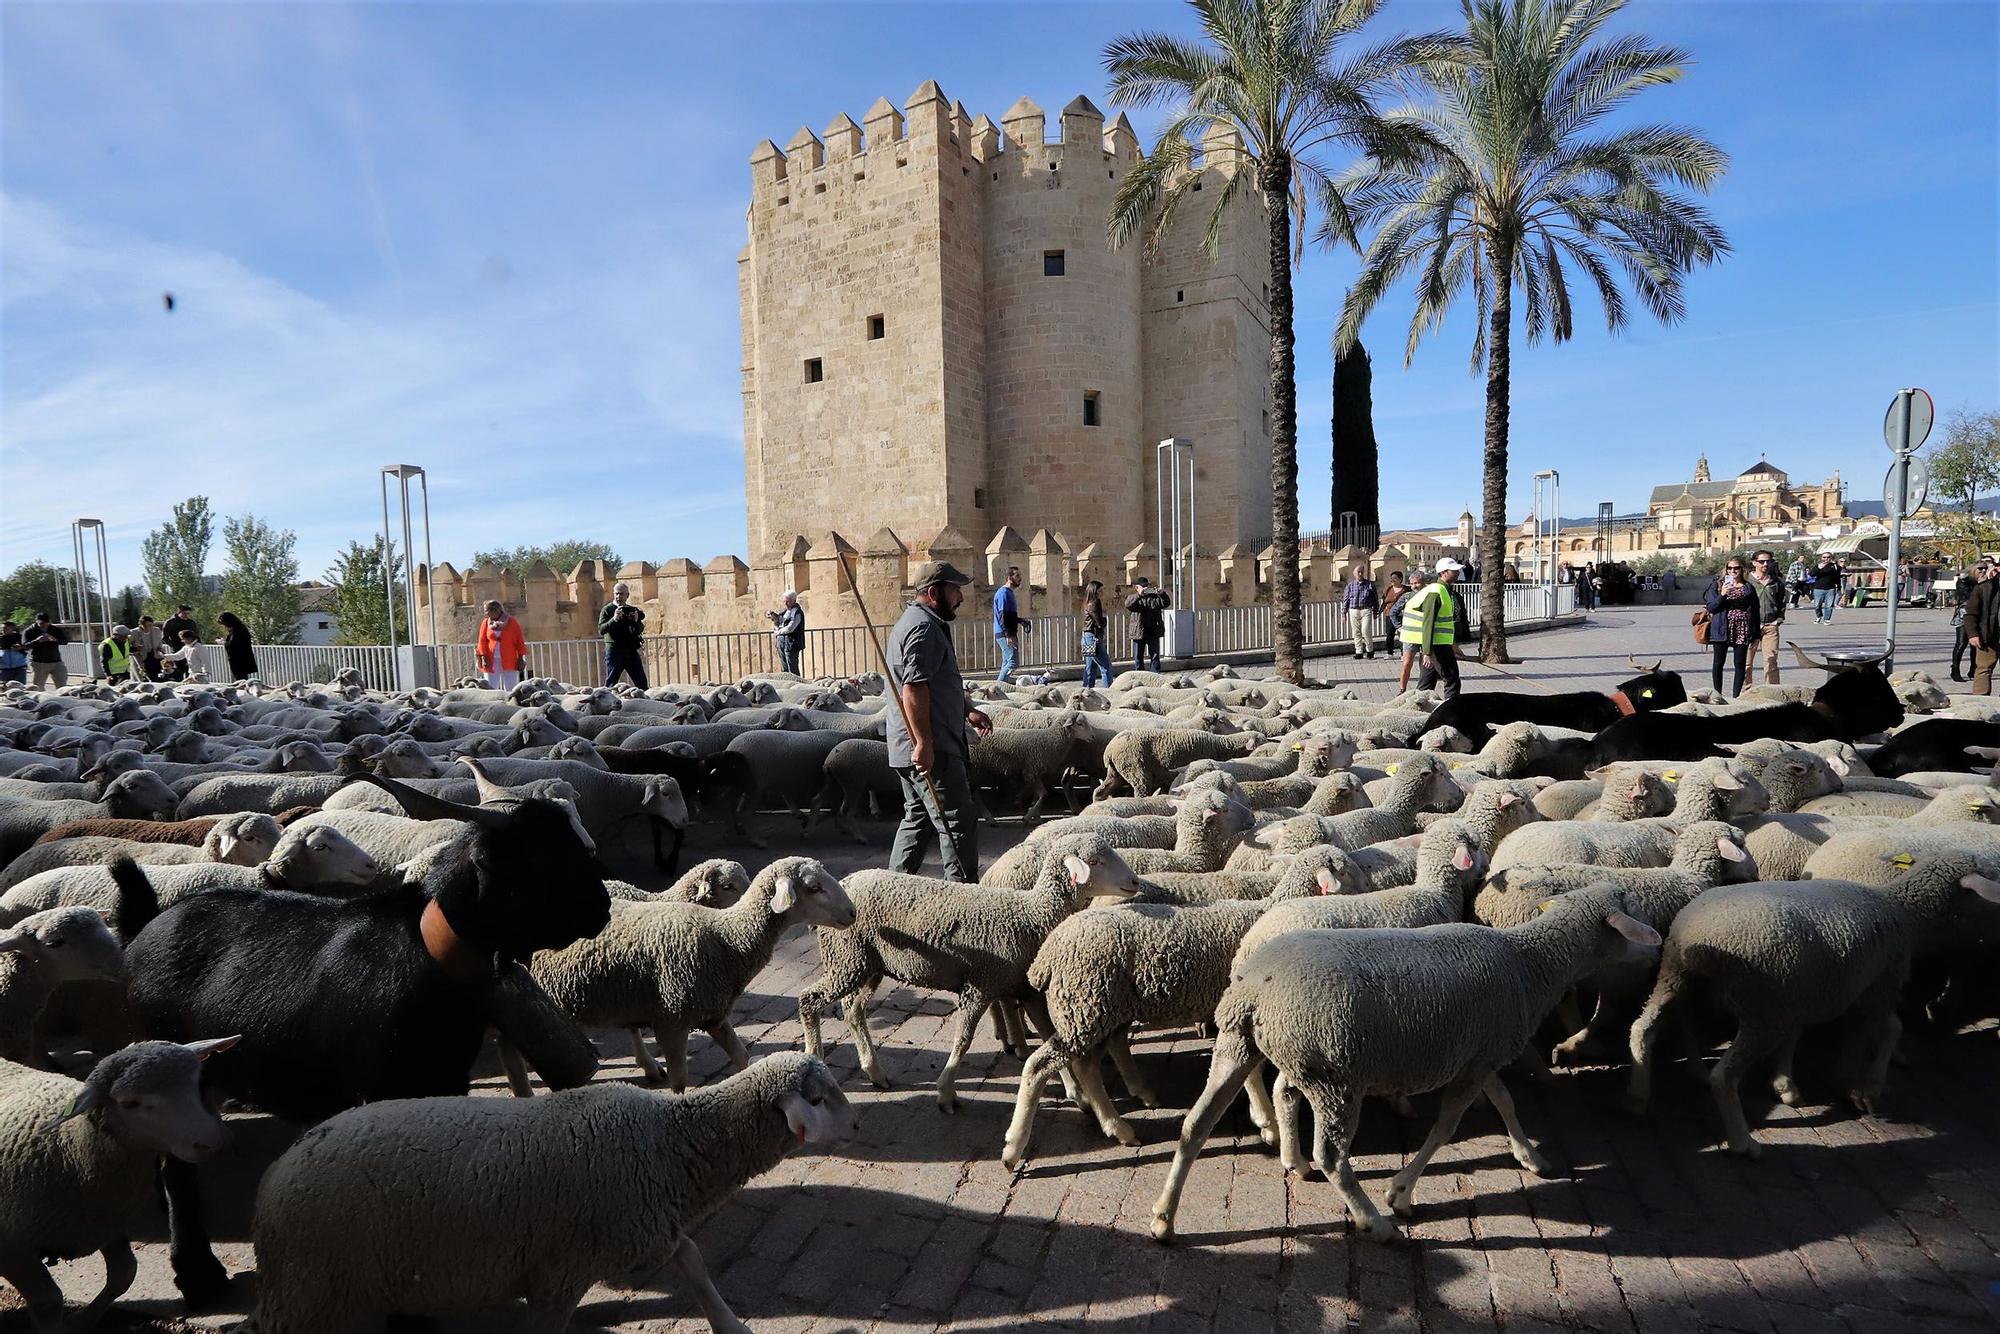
[[910, 560, 973, 589]]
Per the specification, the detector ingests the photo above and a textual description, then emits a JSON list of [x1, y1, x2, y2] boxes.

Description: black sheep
[[1420, 662, 1687, 745], [1862, 717, 2000, 777], [594, 743, 754, 837], [1587, 664, 1903, 765], [113, 773, 612, 1306]]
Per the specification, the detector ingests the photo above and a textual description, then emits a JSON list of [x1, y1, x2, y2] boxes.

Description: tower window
[[814, 182, 826, 195], [867, 315, 885, 341], [1176, 290, 1185, 303], [1083, 392, 1100, 427], [1043, 250, 1065, 277], [974, 487, 988, 509], [804, 358, 823, 384]]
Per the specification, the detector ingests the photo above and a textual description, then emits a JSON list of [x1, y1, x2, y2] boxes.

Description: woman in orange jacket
[[476, 599, 528, 689]]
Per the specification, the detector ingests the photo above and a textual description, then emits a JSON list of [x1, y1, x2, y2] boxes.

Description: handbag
[[1690, 607, 1709, 647]]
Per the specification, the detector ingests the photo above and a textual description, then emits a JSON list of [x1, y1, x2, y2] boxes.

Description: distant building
[[294, 582, 339, 646]]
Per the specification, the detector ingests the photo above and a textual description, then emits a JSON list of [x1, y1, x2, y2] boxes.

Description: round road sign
[[1883, 455, 1930, 518], [1883, 388, 1934, 455]]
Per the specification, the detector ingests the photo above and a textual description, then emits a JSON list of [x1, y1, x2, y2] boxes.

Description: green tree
[[114, 585, 145, 627], [1103, 0, 1451, 683], [326, 537, 405, 646], [0, 561, 95, 622], [1331, 336, 1381, 537], [220, 513, 302, 644], [470, 539, 622, 575], [1330, 0, 1729, 663], [141, 497, 217, 624], [1924, 408, 2000, 522]]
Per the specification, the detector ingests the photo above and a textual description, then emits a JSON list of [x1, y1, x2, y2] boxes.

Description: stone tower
[[1693, 453, 1711, 483], [739, 83, 1273, 566]]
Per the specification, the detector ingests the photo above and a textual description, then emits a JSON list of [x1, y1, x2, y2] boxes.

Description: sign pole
[[1878, 387, 1932, 671]]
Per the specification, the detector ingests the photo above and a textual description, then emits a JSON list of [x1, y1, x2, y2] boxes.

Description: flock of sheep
[[2, 648, 1998, 1331]]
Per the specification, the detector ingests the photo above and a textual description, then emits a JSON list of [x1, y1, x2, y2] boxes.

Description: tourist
[[598, 582, 648, 689], [132, 615, 164, 681], [1126, 576, 1170, 673], [992, 566, 1025, 683], [1810, 554, 1843, 624], [1388, 572, 1423, 688], [476, 599, 528, 691], [24, 612, 69, 689], [1341, 563, 1379, 660], [1703, 558, 1760, 698], [1951, 560, 1989, 682], [161, 603, 199, 653], [1377, 571, 1406, 654], [769, 590, 806, 676], [1786, 555, 1809, 608], [157, 630, 202, 680], [1747, 550, 1786, 684], [884, 560, 991, 881], [0, 621, 26, 685], [216, 611, 257, 681], [1401, 563, 1463, 700], [1960, 560, 1992, 700], [1080, 580, 1113, 688], [98, 624, 135, 684]]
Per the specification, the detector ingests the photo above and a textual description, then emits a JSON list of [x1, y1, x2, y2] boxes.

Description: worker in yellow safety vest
[[1401, 559, 1464, 700], [98, 625, 134, 683]]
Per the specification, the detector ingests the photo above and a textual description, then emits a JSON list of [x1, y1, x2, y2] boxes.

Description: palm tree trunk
[[1264, 157, 1303, 684], [1479, 237, 1515, 665]]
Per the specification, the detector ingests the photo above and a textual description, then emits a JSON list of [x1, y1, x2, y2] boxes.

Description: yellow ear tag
[[1536, 898, 1555, 914], [1663, 769, 1680, 783], [1450, 762, 1466, 769], [1387, 763, 1399, 775], [1891, 852, 1914, 870], [1640, 688, 1654, 698]]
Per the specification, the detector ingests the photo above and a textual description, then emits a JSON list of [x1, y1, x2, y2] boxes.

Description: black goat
[[1863, 717, 2000, 777], [1420, 661, 1687, 745], [115, 773, 611, 1306], [594, 744, 754, 837], [1588, 664, 1903, 765]]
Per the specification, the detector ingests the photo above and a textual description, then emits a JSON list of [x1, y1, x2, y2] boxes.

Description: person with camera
[[1702, 557, 1761, 698], [598, 582, 648, 689], [769, 590, 806, 676], [477, 599, 528, 691]]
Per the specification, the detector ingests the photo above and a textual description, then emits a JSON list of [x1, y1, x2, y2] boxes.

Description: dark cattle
[[1863, 718, 2000, 778], [1420, 661, 1687, 745], [1588, 665, 1903, 766], [115, 773, 611, 1306]]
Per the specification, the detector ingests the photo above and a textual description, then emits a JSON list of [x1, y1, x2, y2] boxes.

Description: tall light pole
[[380, 465, 439, 689], [70, 519, 111, 644], [1156, 438, 1197, 659]]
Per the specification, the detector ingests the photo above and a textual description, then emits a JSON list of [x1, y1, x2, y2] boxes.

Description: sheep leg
[[1769, 1032, 1804, 1107], [798, 987, 830, 1060], [629, 1028, 670, 1085], [1848, 999, 1902, 1116], [1021, 778, 1047, 826], [706, 1022, 753, 1073], [1, 1257, 65, 1330], [670, 1235, 753, 1334], [1301, 1084, 1392, 1240], [842, 991, 890, 1090], [1272, 1072, 1313, 1175], [937, 990, 990, 1113], [1384, 1079, 1482, 1221], [496, 1035, 536, 1097], [1000, 1039, 1070, 1170], [1625, 955, 1687, 1114], [1105, 1028, 1159, 1108], [1150, 1025, 1259, 1242], [162, 1155, 230, 1307], [988, 1002, 1012, 1053], [1072, 1044, 1139, 1146], [1483, 1074, 1557, 1176], [1709, 1021, 1784, 1159], [661, 1027, 691, 1093]]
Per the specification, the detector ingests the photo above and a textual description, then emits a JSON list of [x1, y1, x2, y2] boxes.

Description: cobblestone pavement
[[12, 606, 1998, 1334]]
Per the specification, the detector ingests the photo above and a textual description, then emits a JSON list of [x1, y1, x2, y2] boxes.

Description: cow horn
[[345, 772, 509, 829], [1626, 656, 1662, 674], [1789, 642, 1833, 672]]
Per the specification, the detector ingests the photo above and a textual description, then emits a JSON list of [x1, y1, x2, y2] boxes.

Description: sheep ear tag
[[1662, 770, 1680, 784], [771, 874, 799, 914], [1386, 764, 1399, 775], [1880, 851, 1915, 871], [50, 1084, 105, 1129]]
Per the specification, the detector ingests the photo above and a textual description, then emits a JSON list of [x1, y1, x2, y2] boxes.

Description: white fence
[[36, 584, 1577, 689]]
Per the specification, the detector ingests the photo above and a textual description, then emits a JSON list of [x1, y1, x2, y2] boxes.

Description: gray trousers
[[889, 751, 978, 882]]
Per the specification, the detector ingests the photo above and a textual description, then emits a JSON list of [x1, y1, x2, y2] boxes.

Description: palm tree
[[1104, 0, 1453, 683], [1327, 0, 1729, 662]]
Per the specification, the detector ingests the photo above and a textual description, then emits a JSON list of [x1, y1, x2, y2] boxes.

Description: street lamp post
[[379, 466, 439, 689], [70, 519, 111, 648], [1155, 438, 1197, 660]]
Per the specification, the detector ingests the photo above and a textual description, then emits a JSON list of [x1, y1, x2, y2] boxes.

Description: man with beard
[[883, 560, 992, 881]]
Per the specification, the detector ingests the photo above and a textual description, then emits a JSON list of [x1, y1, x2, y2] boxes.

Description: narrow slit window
[[804, 358, 823, 384], [1043, 250, 1065, 277], [1083, 392, 1100, 427], [866, 315, 885, 341], [814, 182, 827, 195], [1176, 289, 1185, 303]]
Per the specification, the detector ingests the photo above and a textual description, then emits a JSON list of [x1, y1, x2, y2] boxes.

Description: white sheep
[[245, 1051, 855, 1334], [0, 905, 126, 1065]]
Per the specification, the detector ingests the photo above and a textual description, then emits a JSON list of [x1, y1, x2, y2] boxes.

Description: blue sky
[[3, 1, 1995, 586]]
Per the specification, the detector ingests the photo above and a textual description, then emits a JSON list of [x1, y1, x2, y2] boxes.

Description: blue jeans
[[995, 634, 1018, 683], [1813, 588, 1837, 623], [604, 647, 647, 689], [1081, 633, 1114, 688], [1133, 637, 1162, 673]]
